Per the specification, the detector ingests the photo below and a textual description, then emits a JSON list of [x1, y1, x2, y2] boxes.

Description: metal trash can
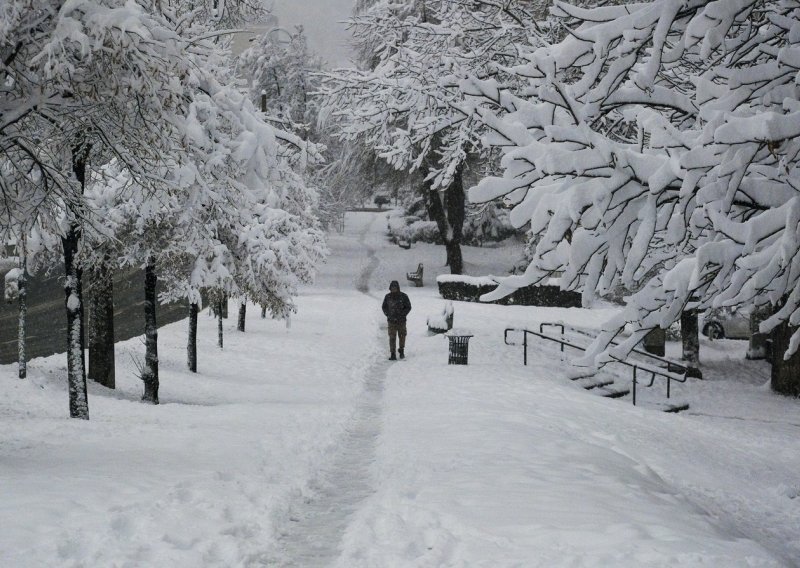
[[447, 334, 473, 365]]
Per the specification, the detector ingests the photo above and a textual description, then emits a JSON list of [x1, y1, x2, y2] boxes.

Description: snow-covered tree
[[236, 23, 360, 236], [1, 0, 324, 415], [1, 0, 219, 417], [237, 25, 322, 133], [319, 0, 537, 273], [468, 0, 800, 393], [86, 75, 326, 385]]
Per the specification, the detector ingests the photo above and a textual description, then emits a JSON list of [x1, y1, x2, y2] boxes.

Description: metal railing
[[504, 325, 689, 406], [540, 322, 695, 377]]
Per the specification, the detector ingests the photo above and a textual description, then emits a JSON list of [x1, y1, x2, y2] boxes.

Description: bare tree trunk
[[217, 301, 224, 349], [680, 309, 699, 366], [17, 254, 26, 379], [261, 304, 267, 319], [680, 309, 703, 377], [87, 260, 115, 389], [747, 304, 771, 360], [188, 302, 198, 373], [237, 300, 246, 332], [141, 259, 159, 404], [63, 225, 89, 419], [427, 167, 465, 275], [221, 294, 228, 318], [64, 145, 89, 419], [771, 318, 800, 397]]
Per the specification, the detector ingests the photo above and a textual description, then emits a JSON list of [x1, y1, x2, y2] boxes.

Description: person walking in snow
[[382, 280, 412, 360]]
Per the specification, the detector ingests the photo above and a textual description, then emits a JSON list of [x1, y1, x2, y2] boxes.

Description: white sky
[[270, 0, 356, 68]]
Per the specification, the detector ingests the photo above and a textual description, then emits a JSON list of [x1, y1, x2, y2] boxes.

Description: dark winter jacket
[[382, 289, 412, 324]]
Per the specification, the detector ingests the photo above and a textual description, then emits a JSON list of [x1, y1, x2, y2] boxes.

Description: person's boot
[[389, 352, 397, 361], [399, 349, 404, 359]]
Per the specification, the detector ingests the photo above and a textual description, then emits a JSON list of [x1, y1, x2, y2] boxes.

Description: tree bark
[[217, 301, 224, 349], [63, 225, 89, 419], [87, 260, 115, 389], [63, 145, 89, 419], [771, 318, 800, 397], [747, 304, 771, 360], [261, 304, 267, 319], [141, 259, 159, 404], [17, 254, 26, 379], [221, 294, 228, 318], [238, 301, 246, 332], [427, 167, 465, 275], [680, 309, 699, 366], [188, 302, 198, 373]]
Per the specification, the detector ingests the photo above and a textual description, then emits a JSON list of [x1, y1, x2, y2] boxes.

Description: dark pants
[[388, 321, 407, 354]]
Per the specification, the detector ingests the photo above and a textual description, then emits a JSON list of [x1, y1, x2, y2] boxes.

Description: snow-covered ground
[[1, 212, 798, 567]]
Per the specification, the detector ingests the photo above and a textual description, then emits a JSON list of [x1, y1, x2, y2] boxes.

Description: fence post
[[523, 332, 528, 366]]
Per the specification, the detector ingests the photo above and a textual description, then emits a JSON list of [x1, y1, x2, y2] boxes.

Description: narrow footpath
[[262, 214, 387, 567]]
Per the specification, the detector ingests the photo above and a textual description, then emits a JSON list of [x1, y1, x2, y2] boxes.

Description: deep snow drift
[[1, 212, 798, 567]]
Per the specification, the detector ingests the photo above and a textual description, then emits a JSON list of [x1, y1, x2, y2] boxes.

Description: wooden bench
[[406, 263, 423, 287]]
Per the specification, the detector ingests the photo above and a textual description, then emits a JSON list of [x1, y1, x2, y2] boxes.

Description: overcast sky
[[270, 0, 356, 68]]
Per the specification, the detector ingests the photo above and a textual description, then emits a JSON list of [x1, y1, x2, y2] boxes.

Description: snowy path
[[355, 222, 380, 298], [262, 214, 388, 566], [262, 343, 387, 566]]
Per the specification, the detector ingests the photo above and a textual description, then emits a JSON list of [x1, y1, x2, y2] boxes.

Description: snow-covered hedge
[[404, 220, 441, 244], [437, 275, 580, 307]]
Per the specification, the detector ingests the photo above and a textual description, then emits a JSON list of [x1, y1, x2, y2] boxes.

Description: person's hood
[[389, 280, 400, 292]]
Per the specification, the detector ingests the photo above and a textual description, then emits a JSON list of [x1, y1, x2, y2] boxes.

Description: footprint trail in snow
[[257, 214, 387, 566]]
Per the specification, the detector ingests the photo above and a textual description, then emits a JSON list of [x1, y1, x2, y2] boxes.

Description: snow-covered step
[[613, 390, 690, 413], [597, 386, 631, 399], [577, 378, 615, 390], [562, 359, 688, 412], [658, 401, 690, 413], [627, 399, 691, 413]]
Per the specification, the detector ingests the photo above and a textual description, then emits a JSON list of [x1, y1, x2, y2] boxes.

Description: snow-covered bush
[[401, 221, 441, 245], [388, 201, 517, 247], [462, 204, 516, 246]]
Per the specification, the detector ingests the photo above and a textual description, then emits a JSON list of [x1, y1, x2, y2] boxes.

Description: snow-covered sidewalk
[[337, 305, 800, 566], [0, 214, 385, 566], [1, 212, 798, 567]]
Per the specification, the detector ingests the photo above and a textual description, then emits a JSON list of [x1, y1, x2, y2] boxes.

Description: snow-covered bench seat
[[407, 263, 423, 287], [427, 301, 454, 334]]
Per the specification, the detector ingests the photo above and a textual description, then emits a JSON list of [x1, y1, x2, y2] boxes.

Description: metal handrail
[[544, 322, 694, 377], [504, 327, 689, 406]]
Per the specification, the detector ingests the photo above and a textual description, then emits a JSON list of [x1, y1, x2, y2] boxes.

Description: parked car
[[700, 305, 752, 340]]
